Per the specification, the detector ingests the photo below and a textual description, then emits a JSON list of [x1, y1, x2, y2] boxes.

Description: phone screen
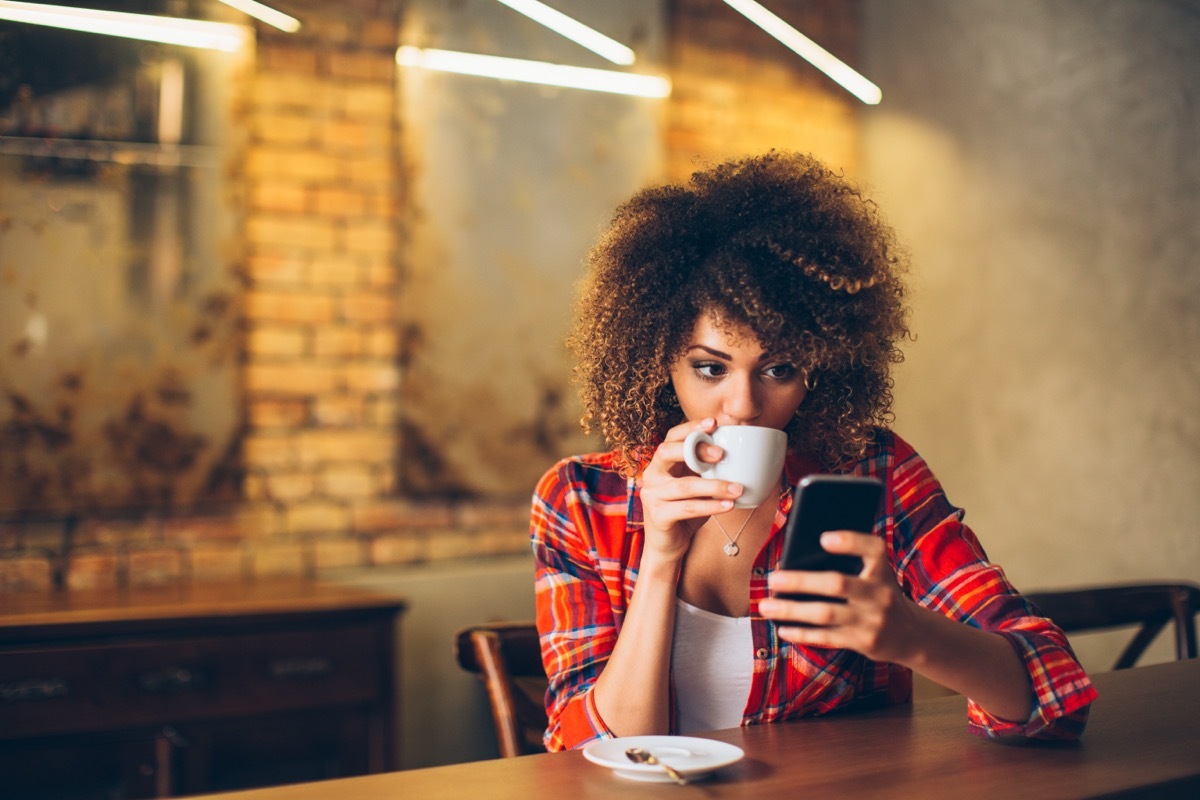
[[776, 475, 884, 603]]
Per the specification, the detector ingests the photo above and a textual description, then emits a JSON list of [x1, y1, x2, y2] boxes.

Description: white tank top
[[671, 598, 754, 734]]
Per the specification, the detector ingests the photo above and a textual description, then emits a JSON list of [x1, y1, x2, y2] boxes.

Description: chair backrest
[[454, 621, 548, 758], [1024, 582, 1200, 670]]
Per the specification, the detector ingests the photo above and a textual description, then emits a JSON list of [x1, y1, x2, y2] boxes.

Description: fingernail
[[820, 531, 838, 546], [729, 484, 744, 496]]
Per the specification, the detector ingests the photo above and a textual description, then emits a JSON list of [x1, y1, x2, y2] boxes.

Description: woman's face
[[669, 311, 808, 430]]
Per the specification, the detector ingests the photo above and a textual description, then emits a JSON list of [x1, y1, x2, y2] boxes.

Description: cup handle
[[682, 430, 715, 475]]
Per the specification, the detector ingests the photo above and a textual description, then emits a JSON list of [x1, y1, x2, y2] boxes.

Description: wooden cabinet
[[0, 581, 406, 799]]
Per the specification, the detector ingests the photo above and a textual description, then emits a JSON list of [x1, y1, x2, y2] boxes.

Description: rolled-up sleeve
[[530, 457, 625, 751], [968, 623, 1096, 739], [888, 442, 1097, 739]]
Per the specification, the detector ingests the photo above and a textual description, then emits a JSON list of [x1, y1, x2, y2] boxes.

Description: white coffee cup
[[682, 425, 788, 508]]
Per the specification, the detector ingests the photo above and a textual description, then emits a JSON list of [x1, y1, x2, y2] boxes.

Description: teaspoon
[[625, 746, 688, 785]]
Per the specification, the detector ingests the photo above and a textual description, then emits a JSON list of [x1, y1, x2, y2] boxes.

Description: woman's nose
[[721, 373, 761, 423]]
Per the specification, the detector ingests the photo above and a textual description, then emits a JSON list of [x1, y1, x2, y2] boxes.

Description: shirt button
[[755, 648, 769, 660]]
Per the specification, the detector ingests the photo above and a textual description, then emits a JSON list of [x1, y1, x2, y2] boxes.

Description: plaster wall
[[862, 0, 1200, 667], [396, 0, 664, 499]]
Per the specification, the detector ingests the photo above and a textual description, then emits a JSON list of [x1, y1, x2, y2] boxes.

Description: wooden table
[[185, 658, 1199, 800]]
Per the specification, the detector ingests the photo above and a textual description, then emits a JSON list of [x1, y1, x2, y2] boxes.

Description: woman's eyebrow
[[685, 344, 779, 362], [685, 344, 733, 359]]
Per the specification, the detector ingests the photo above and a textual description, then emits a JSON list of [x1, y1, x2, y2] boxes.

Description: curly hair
[[567, 150, 911, 473]]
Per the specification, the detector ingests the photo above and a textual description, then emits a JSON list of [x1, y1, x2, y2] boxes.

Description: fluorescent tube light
[[396, 47, 670, 98], [723, 0, 881, 105], [216, 0, 301, 33], [494, 0, 635, 65], [0, 1, 246, 51]]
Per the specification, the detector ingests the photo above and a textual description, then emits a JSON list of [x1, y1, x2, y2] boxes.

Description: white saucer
[[582, 735, 744, 783]]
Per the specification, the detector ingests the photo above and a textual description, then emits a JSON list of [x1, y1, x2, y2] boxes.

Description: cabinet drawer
[[1, 621, 387, 739]]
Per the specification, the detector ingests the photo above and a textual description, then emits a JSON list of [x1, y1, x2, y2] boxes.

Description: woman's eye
[[693, 362, 726, 379], [764, 363, 797, 380]]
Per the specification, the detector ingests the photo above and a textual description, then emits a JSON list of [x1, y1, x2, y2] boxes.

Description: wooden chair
[[1024, 582, 1200, 670], [454, 621, 549, 758]]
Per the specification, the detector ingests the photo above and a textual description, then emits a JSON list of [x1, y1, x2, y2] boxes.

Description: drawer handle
[[1, 677, 71, 703], [268, 656, 334, 680], [139, 666, 209, 694]]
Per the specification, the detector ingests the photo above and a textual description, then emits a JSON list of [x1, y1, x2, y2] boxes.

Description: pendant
[[723, 542, 739, 557]]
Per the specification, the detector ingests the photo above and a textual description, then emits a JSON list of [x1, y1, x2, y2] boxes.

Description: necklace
[[711, 503, 758, 557]]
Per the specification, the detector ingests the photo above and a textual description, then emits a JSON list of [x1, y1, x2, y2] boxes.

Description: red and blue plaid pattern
[[531, 430, 1096, 751]]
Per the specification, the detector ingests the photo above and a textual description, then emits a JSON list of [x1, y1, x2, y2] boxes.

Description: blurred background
[[1, 0, 1197, 773]]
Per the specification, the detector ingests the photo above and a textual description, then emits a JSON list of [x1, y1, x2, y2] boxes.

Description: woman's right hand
[[637, 417, 745, 562]]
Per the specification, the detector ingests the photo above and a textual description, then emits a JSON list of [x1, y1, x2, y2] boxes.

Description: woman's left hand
[[759, 531, 925, 665]]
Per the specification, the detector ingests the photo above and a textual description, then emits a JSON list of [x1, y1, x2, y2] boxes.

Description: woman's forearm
[[590, 554, 681, 736], [905, 605, 1034, 723]]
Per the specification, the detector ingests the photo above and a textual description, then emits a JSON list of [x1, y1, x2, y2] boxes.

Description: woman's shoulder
[[535, 450, 632, 501], [871, 428, 921, 460], [852, 428, 928, 476]]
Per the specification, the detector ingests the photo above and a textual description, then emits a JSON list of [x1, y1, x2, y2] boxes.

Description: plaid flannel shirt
[[531, 429, 1097, 751]]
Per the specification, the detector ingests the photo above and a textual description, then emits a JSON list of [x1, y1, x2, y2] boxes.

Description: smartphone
[[776, 475, 884, 603]]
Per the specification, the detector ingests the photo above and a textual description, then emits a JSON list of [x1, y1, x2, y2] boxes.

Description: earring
[[804, 371, 819, 392]]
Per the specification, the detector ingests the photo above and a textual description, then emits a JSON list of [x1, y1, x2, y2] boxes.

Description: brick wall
[[0, 1, 861, 592], [239, 2, 411, 581], [666, 0, 862, 179]]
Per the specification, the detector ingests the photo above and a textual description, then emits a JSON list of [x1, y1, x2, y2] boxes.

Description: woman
[[530, 151, 1096, 751]]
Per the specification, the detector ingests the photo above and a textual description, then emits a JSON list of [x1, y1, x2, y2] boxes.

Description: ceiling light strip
[[397, 47, 669, 98], [0, 0, 246, 51], [216, 0, 301, 33], [723, 0, 881, 105], [493, 0, 635, 65]]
